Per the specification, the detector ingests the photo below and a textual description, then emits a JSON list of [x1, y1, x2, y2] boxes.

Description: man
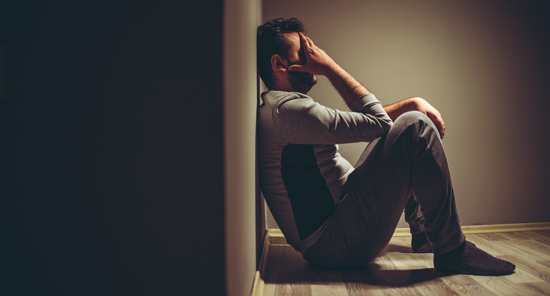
[[257, 18, 515, 275]]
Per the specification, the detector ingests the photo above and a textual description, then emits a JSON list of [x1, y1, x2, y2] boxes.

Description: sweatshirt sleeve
[[273, 93, 393, 144]]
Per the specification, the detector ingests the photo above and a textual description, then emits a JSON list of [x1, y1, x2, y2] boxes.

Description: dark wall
[[0, 1, 225, 295]]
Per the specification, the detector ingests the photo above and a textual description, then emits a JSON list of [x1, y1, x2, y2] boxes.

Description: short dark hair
[[257, 18, 305, 88]]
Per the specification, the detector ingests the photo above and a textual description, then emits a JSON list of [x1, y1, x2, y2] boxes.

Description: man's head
[[257, 18, 317, 94]]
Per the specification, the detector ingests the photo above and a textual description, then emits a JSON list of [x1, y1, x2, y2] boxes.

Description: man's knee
[[390, 111, 439, 141], [393, 111, 435, 130], [395, 111, 429, 123]]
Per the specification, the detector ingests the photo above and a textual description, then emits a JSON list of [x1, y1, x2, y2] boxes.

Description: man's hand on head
[[288, 33, 336, 76], [287, 32, 370, 105]]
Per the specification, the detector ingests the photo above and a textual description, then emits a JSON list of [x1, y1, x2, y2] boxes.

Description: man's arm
[[285, 32, 392, 142], [384, 97, 446, 139], [274, 93, 392, 144], [288, 33, 371, 106]]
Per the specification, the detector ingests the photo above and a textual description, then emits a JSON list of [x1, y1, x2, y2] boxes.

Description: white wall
[[224, 0, 261, 295], [264, 0, 550, 229]]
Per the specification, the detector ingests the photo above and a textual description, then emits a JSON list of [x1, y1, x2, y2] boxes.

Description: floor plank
[[469, 274, 543, 295], [439, 275, 497, 296], [533, 230, 550, 238], [264, 245, 284, 296], [262, 230, 550, 296]]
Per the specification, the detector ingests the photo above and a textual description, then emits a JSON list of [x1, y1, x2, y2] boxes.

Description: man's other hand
[[288, 33, 336, 76], [415, 98, 446, 139]]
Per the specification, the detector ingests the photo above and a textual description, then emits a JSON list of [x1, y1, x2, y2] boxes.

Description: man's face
[[282, 32, 317, 94]]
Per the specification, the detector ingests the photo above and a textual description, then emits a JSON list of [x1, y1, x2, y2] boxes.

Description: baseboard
[[250, 222, 550, 296], [250, 230, 271, 296], [392, 222, 550, 236]]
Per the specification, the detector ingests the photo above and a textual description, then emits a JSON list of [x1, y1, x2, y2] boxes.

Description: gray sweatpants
[[303, 111, 466, 269]]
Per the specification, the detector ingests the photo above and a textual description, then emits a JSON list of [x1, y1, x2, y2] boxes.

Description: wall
[[224, 0, 262, 296], [0, 0, 228, 295], [263, 0, 550, 229]]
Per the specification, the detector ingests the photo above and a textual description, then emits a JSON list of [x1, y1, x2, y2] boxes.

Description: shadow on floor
[[381, 244, 413, 253], [269, 264, 450, 287], [265, 243, 451, 287]]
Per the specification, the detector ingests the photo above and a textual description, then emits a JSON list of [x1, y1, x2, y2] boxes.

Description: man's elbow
[[381, 118, 393, 134], [358, 116, 393, 141], [367, 118, 393, 140]]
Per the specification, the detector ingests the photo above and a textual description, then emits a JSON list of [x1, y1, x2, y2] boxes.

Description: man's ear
[[271, 54, 287, 72]]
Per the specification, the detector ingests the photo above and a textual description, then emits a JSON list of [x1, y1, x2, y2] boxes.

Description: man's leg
[[405, 193, 424, 235], [304, 111, 459, 267], [331, 111, 513, 275], [405, 193, 432, 253], [338, 111, 464, 256]]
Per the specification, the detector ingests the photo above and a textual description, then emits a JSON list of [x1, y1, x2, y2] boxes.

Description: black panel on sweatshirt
[[281, 144, 335, 240]]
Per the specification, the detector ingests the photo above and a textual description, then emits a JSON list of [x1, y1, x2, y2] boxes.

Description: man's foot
[[411, 232, 432, 253], [434, 241, 515, 275]]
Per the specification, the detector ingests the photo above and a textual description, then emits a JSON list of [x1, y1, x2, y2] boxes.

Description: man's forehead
[[283, 32, 301, 50]]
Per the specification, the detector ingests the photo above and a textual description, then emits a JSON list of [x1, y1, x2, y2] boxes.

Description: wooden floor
[[262, 230, 550, 295]]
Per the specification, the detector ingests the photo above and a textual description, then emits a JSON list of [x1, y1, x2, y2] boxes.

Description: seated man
[[257, 18, 515, 275]]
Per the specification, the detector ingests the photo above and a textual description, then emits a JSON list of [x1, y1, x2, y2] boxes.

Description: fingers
[[292, 33, 312, 72], [439, 118, 446, 139], [418, 99, 446, 139], [299, 32, 316, 55], [436, 113, 446, 139], [427, 112, 445, 139], [299, 32, 312, 48], [438, 121, 445, 139], [305, 34, 314, 47], [298, 32, 310, 53], [295, 32, 331, 75]]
